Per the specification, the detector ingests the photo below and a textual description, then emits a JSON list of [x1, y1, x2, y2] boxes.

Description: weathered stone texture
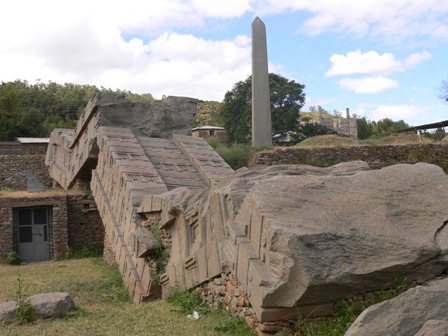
[[140, 161, 448, 323], [251, 17, 272, 148], [345, 277, 448, 336], [0, 301, 17, 322], [0, 155, 53, 191], [0, 292, 75, 321], [47, 92, 234, 304], [45, 92, 448, 328], [415, 320, 448, 336]]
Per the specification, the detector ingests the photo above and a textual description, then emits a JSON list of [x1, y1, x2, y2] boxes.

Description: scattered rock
[[30, 292, 75, 319], [0, 292, 75, 322], [345, 278, 448, 336], [0, 301, 17, 322]]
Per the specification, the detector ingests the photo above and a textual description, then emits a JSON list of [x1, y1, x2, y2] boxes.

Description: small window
[[19, 227, 32, 243], [18, 209, 32, 226], [33, 208, 48, 225]]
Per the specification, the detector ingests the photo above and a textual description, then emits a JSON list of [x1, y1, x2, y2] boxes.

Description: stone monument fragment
[[251, 17, 272, 148]]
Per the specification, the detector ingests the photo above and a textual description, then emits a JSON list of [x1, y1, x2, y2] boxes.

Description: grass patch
[[64, 243, 104, 259], [207, 139, 267, 170], [295, 135, 360, 148], [166, 287, 210, 315], [283, 277, 410, 336], [0, 258, 253, 335], [166, 287, 255, 335]]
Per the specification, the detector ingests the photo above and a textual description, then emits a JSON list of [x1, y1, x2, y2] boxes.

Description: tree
[[221, 73, 306, 143], [357, 117, 372, 140], [370, 118, 410, 136], [438, 78, 448, 103]]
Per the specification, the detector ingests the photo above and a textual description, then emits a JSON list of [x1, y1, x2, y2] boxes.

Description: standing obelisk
[[251, 17, 272, 147]]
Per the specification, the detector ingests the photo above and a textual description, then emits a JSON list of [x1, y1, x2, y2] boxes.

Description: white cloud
[[338, 77, 399, 94], [191, 0, 251, 18], [326, 50, 403, 77], [369, 104, 429, 121], [327, 50, 432, 94], [0, 1, 254, 101], [405, 51, 432, 68], [253, 0, 448, 43]]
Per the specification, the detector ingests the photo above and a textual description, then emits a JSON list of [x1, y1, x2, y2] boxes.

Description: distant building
[[272, 132, 296, 146], [16, 137, 50, 144], [300, 108, 358, 139], [192, 126, 228, 142]]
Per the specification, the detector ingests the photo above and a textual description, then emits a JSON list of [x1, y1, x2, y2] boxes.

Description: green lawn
[[0, 258, 254, 336]]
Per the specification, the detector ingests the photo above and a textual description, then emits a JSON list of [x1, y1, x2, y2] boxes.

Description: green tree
[[356, 117, 373, 140], [371, 118, 409, 136], [221, 73, 306, 143], [0, 82, 20, 140]]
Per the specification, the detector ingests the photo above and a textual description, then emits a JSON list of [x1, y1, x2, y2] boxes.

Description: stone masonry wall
[[0, 155, 53, 190], [0, 142, 48, 155], [253, 143, 448, 171], [67, 195, 104, 248]]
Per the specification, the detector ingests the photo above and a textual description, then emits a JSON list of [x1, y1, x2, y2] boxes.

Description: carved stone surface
[[46, 92, 448, 324], [137, 161, 448, 322], [47, 92, 234, 304]]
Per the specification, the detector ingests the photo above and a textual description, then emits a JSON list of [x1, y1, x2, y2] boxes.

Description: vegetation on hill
[[0, 80, 153, 141]]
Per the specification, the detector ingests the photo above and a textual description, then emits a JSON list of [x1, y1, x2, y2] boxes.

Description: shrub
[[207, 140, 259, 170], [166, 287, 210, 315], [15, 272, 36, 324], [7, 252, 24, 265]]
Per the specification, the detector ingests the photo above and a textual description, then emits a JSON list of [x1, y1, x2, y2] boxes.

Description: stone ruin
[[46, 91, 448, 333]]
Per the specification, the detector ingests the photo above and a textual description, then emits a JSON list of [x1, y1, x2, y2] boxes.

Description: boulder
[[29, 292, 75, 319], [0, 301, 17, 322], [415, 320, 448, 336], [96, 92, 197, 138], [345, 277, 448, 336], [156, 161, 448, 321]]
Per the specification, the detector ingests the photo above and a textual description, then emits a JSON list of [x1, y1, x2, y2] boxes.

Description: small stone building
[[192, 126, 228, 142], [301, 108, 358, 139], [0, 192, 101, 261], [0, 141, 104, 262]]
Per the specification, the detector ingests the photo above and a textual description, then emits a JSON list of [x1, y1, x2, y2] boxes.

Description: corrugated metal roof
[[16, 137, 50, 144], [399, 120, 448, 132]]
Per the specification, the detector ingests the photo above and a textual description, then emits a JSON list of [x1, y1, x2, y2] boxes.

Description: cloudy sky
[[1, 0, 447, 126]]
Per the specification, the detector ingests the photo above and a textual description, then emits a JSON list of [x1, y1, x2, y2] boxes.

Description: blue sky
[[1, 0, 447, 126]]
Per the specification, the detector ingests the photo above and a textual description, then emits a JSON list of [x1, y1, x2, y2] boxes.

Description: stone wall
[[253, 143, 448, 170], [0, 142, 48, 155], [0, 155, 53, 191], [67, 195, 104, 249]]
